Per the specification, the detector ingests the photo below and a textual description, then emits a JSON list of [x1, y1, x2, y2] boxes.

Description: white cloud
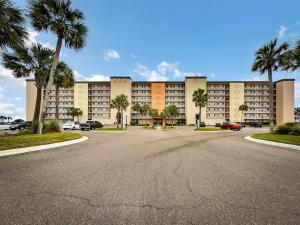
[[25, 28, 53, 49], [246, 75, 267, 81], [133, 63, 168, 81], [103, 49, 121, 61], [0, 65, 26, 88], [133, 61, 204, 81], [73, 70, 110, 81], [278, 26, 288, 39], [15, 97, 22, 101], [0, 86, 25, 120]]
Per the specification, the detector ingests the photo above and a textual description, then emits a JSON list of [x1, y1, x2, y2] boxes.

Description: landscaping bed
[[194, 127, 222, 131], [252, 133, 300, 146], [94, 128, 126, 131], [0, 132, 82, 151]]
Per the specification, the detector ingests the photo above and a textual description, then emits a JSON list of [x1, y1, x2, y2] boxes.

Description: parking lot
[[0, 126, 299, 224]]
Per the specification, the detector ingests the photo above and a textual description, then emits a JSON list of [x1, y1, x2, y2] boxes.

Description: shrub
[[16, 129, 30, 136], [275, 123, 300, 135], [43, 120, 61, 133]]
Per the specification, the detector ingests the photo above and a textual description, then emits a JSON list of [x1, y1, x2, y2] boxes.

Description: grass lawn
[[95, 128, 126, 131], [194, 127, 222, 131], [252, 133, 300, 146], [143, 126, 155, 129], [0, 132, 82, 151]]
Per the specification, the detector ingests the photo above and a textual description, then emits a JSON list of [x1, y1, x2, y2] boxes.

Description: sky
[[0, 0, 299, 119]]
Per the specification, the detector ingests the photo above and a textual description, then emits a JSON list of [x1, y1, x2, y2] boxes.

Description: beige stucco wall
[[185, 77, 207, 125], [276, 80, 294, 125], [229, 83, 244, 122], [110, 77, 132, 124], [26, 81, 37, 121], [74, 83, 88, 123]]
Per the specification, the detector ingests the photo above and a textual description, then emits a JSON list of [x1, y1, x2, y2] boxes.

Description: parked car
[[0, 122, 11, 130], [250, 122, 262, 128], [237, 122, 246, 128], [80, 123, 91, 131], [215, 123, 221, 127], [221, 122, 242, 130], [86, 120, 103, 129], [61, 121, 81, 130], [10, 122, 27, 130], [200, 122, 206, 127]]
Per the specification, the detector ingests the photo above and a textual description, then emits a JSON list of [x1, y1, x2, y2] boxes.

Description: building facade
[[26, 76, 295, 125]]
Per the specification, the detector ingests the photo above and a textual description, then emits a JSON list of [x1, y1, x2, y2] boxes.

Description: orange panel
[[151, 83, 165, 113]]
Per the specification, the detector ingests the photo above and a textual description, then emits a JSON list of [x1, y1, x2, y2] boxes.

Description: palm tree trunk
[[268, 68, 274, 133], [55, 85, 60, 120], [199, 107, 202, 128], [121, 110, 124, 129], [38, 36, 63, 134], [117, 109, 120, 128], [33, 86, 42, 122], [171, 116, 174, 127]]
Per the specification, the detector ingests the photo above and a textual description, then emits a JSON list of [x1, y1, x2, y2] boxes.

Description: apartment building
[[26, 76, 295, 125]]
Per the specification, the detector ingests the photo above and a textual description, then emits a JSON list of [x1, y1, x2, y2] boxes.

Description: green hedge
[[275, 123, 300, 135]]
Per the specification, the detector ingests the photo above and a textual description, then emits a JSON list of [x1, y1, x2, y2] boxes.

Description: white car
[[61, 121, 81, 130], [0, 123, 11, 130]]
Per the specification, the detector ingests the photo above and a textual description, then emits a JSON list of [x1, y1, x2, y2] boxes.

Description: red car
[[221, 122, 242, 130]]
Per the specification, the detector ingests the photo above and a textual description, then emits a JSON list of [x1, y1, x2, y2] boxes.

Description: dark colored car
[[249, 122, 262, 128], [10, 122, 27, 130], [221, 122, 242, 130], [86, 120, 103, 129], [80, 123, 91, 131], [215, 123, 221, 127], [200, 122, 206, 127]]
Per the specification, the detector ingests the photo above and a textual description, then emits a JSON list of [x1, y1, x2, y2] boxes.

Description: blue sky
[[0, 0, 299, 119]]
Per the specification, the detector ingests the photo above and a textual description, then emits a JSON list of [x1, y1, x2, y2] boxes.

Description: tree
[[192, 89, 208, 128], [239, 104, 249, 123], [132, 103, 142, 123], [283, 40, 300, 71], [6, 116, 12, 122], [2, 43, 53, 122], [295, 107, 300, 122], [141, 104, 152, 127], [0, 115, 6, 123], [66, 107, 82, 121], [149, 108, 158, 118], [252, 38, 289, 132], [111, 95, 129, 128], [0, 0, 27, 50], [28, 0, 88, 134], [165, 104, 179, 127], [53, 61, 74, 120]]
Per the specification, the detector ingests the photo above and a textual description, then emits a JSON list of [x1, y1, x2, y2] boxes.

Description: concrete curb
[[0, 136, 89, 157], [244, 136, 300, 151], [91, 130, 128, 133], [192, 130, 229, 133]]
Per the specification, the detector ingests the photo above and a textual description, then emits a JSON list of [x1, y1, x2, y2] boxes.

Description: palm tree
[[252, 38, 289, 132], [28, 0, 88, 134], [2, 43, 53, 122], [141, 104, 152, 127], [66, 107, 82, 121], [53, 61, 74, 120], [239, 104, 249, 123], [0, 0, 27, 50], [283, 40, 300, 71], [165, 104, 180, 127], [0, 115, 5, 123], [192, 89, 208, 128], [295, 107, 300, 122], [111, 95, 129, 128], [6, 116, 12, 122], [132, 103, 142, 124]]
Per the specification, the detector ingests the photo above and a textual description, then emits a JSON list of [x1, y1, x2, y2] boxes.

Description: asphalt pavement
[[0, 127, 299, 224]]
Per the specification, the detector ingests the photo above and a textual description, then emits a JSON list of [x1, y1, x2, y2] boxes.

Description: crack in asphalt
[[1, 190, 299, 217]]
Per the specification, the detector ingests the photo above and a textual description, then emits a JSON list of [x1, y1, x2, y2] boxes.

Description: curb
[[192, 130, 229, 133], [0, 136, 89, 157], [91, 130, 128, 133], [244, 136, 300, 151]]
